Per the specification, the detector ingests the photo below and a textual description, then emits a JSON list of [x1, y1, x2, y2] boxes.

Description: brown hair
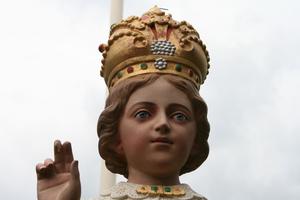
[[97, 74, 210, 178]]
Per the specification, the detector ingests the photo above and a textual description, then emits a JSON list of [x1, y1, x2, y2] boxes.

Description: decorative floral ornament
[[154, 57, 167, 70], [136, 185, 186, 196]]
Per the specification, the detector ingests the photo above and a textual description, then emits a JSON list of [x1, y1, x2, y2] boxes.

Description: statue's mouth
[[151, 137, 173, 144]]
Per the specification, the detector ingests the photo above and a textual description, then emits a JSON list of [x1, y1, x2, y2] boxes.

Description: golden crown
[[99, 6, 210, 89]]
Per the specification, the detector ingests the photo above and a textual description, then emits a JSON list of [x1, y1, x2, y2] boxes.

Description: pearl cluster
[[150, 40, 176, 56], [154, 58, 167, 70]]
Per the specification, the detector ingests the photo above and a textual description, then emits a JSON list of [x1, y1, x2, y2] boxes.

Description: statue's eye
[[135, 110, 151, 119], [171, 112, 189, 122]]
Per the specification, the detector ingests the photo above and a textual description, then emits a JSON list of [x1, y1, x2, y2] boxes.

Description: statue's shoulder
[[100, 182, 148, 200], [178, 184, 207, 200]]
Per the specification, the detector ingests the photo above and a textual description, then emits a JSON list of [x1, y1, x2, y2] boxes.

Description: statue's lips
[[151, 137, 173, 144]]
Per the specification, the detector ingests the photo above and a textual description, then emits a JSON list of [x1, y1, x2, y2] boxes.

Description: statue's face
[[117, 77, 197, 182]]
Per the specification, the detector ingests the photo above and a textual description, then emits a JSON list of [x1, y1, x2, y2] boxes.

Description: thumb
[[70, 160, 80, 181], [59, 160, 81, 200]]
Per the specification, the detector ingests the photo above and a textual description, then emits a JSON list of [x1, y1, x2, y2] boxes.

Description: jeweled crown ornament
[[99, 6, 210, 89]]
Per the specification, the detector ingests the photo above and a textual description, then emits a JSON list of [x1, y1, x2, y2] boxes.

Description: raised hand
[[36, 140, 81, 200]]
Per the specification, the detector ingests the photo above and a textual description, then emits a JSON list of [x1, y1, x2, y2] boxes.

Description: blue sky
[[0, 0, 299, 199]]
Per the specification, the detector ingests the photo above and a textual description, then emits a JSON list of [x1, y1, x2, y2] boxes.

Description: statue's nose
[[154, 113, 171, 134]]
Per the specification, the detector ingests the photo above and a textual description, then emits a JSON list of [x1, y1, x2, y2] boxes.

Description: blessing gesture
[[36, 140, 81, 200]]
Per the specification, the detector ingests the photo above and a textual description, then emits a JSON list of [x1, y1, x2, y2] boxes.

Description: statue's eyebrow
[[126, 101, 156, 112], [167, 103, 192, 113]]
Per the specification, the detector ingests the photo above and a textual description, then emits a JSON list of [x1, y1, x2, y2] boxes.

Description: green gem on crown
[[140, 63, 148, 70], [164, 186, 171, 192], [175, 64, 182, 72], [117, 71, 123, 79], [151, 185, 158, 192]]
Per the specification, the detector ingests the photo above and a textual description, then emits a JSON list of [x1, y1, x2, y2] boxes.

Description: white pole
[[110, 0, 124, 25], [100, 160, 116, 192], [100, 0, 123, 194]]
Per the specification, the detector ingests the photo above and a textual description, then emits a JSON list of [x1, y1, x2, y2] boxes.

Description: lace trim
[[100, 182, 207, 200]]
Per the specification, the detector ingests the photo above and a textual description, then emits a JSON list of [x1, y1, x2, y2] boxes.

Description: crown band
[[110, 60, 201, 89], [108, 53, 203, 88]]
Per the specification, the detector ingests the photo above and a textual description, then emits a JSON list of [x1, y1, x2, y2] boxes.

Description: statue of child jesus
[[36, 6, 211, 200]]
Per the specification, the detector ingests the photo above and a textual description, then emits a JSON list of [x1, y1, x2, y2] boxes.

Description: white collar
[[101, 182, 207, 200]]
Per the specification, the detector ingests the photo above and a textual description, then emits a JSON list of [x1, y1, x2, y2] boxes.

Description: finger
[[63, 141, 74, 163], [36, 163, 45, 173], [63, 141, 74, 172], [54, 140, 66, 173], [54, 140, 64, 163], [36, 163, 49, 180], [36, 163, 45, 179], [44, 158, 54, 166], [70, 160, 80, 181], [43, 158, 55, 177]]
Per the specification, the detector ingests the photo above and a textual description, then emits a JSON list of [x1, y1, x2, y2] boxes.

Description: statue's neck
[[127, 167, 180, 185]]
